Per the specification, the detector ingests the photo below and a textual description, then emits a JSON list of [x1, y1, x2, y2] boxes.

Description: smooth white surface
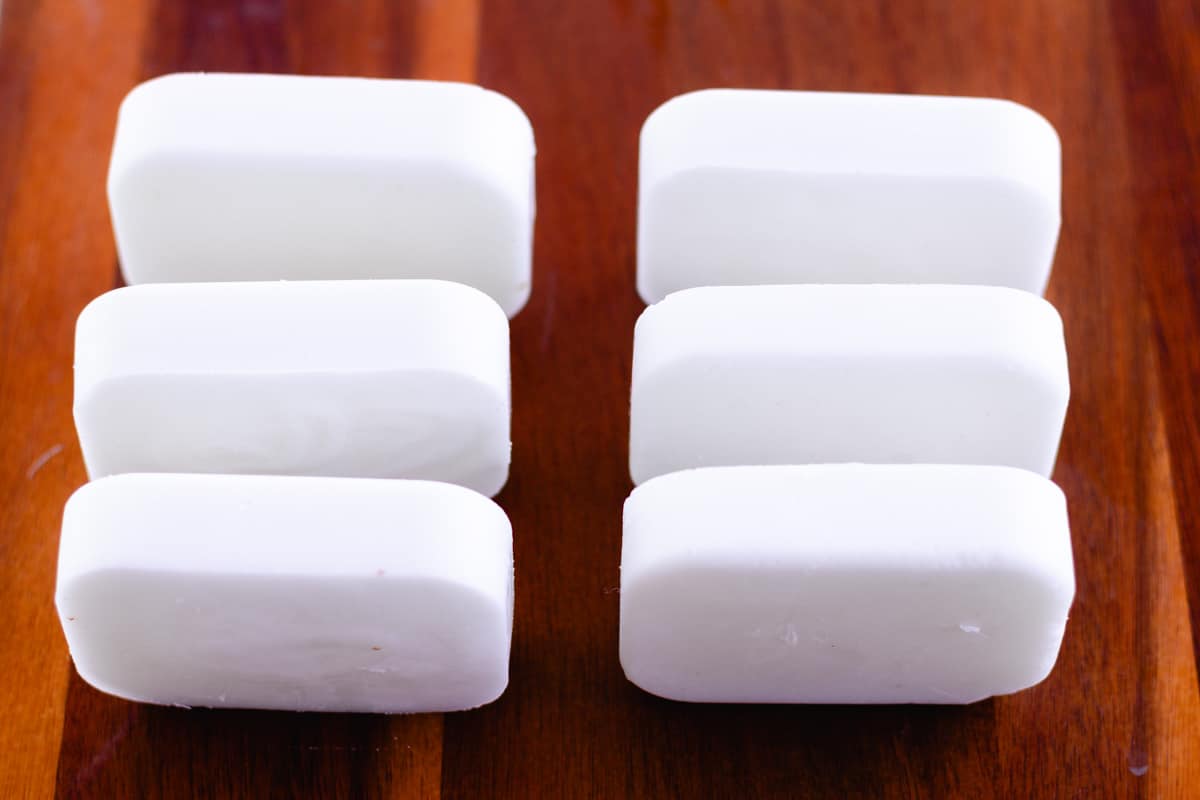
[[74, 279, 511, 495], [637, 89, 1061, 303], [56, 473, 514, 713], [629, 284, 1069, 484], [109, 73, 535, 316], [620, 464, 1075, 704]]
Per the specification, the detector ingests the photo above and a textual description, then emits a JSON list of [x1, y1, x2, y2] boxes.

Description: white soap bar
[[637, 89, 1061, 303], [56, 473, 513, 713], [630, 284, 1068, 484], [74, 279, 510, 496], [620, 464, 1074, 704], [109, 73, 535, 316]]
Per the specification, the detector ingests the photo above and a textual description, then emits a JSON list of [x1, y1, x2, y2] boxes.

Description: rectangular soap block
[[620, 464, 1074, 704], [637, 89, 1061, 303], [109, 73, 535, 316], [74, 279, 510, 496], [629, 284, 1069, 484], [56, 473, 514, 713]]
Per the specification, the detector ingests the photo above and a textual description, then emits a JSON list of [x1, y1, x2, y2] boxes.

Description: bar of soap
[[629, 284, 1069, 484], [108, 73, 535, 316], [74, 279, 510, 496], [637, 89, 1061, 303], [56, 473, 514, 713], [620, 464, 1074, 704]]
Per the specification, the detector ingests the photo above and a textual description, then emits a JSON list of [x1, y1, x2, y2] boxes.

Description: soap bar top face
[[637, 89, 1061, 303], [109, 73, 535, 316], [57, 474, 514, 713], [620, 464, 1075, 704], [74, 279, 511, 496], [630, 284, 1069, 484]]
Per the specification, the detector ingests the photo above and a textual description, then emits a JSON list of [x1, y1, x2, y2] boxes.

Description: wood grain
[[0, 1, 149, 796], [0, 0, 1196, 797]]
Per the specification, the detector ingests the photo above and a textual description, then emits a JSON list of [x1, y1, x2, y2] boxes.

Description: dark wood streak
[[0, 0, 36, 268], [1109, 0, 1200, 679]]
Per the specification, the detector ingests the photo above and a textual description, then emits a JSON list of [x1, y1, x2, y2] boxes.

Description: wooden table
[[2, 1, 1198, 796]]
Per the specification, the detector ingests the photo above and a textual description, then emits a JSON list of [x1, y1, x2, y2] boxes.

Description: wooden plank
[[413, 0, 480, 82], [1111, 0, 1200, 674], [0, 1, 150, 797], [445, 1, 1200, 796], [51, 2, 447, 796]]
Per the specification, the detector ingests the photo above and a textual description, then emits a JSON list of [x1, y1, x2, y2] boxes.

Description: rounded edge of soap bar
[[107, 74, 536, 316], [618, 464, 1075, 704], [635, 89, 1062, 304], [640, 88, 1059, 178], [73, 277, 510, 383], [628, 284, 1070, 484], [631, 282, 1069, 384], [55, 473, 515, 713]]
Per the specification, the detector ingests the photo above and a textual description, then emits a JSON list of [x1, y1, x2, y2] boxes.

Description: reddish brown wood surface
[[1, 1, 1198, 797]]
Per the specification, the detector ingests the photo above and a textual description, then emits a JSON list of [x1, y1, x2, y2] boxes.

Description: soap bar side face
[[637, 90, 1061, 302], [73, 280, 511, 496], [108, 74, 535, 316], [629, 284, 1069, 483], [619, 464, 1075, 704], [640, 169, 1058, 299], [76, 370, 509, 494], [61, 570, 510, 713], [56, 474, 514, 713]]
